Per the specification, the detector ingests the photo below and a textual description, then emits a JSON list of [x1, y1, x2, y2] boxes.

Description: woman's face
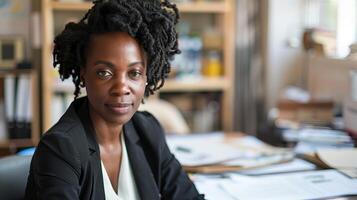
[[82, 32, 147, 126]]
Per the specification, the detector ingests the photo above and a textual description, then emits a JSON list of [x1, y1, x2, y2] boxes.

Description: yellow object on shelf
[[202, 50, 221, 77]]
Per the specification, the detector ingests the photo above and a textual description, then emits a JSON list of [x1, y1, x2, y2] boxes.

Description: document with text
[[220, 169, 357, 200]]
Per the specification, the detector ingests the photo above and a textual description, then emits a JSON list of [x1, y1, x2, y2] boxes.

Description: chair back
[[139, 98, 190, 134], [0, 155, 32, 200]]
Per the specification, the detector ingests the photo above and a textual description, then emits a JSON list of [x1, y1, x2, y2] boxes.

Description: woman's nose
[[109, 75, 130, 96]]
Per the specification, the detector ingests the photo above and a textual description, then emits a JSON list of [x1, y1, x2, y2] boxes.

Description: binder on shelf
[[0, 78, 6, 140], [25, 75, 32, 137], [4, 75, 15, 139], [3, 74, 32, 139], [0, 100, 6, 140], [13, 75, 31, 139]]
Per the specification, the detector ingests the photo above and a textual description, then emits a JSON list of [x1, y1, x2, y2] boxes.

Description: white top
[[101, 133, 140, 200]]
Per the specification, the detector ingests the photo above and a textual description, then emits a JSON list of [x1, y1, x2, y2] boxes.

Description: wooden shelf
[[51, 1, 91, 11], [160, 77, 229, 92], [0, 138, 34, 148], [51, 1, 228, 13], [178, 1, 228, 13], [0, 69, 34, 77]]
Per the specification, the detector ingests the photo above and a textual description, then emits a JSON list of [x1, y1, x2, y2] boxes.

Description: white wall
[[337, 0, 356, 57], [266, 0, 305, 109]]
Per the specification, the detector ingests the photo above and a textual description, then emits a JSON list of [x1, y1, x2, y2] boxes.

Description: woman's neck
[[88, 105, 122, 146]]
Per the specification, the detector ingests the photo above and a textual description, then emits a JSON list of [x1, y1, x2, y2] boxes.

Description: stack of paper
[[193, 170, 357, 200], [166, 132, 294, 173], [237, 158, 316, 176], [284, 128, 355, 154]]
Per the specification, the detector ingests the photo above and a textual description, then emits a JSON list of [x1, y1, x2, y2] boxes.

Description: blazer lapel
[[86, 130, 104, 200], [76, 99, 105, 200], [124, 121, 160, 200]]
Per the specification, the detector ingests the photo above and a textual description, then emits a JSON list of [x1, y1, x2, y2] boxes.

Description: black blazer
[[25, 97, 204, 200]]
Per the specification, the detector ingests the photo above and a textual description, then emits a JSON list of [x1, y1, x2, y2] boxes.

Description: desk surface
[[193, 168, 357, 200], [166, 133, 357, 200]]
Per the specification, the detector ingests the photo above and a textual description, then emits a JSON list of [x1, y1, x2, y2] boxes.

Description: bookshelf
[[41, 0, 235, 132], [0, 69, 40, 154], [51, 1, 229, 13]]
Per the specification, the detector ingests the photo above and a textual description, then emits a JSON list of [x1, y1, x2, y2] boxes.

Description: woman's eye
[[96, 70, 112, 79], [129, 70, 143, 79]]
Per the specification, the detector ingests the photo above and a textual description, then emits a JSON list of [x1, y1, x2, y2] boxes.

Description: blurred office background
[[0, 0, 357, 156]]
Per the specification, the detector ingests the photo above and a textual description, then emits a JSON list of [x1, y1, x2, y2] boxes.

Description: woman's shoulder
[[42, 118, 85, 145], [33, 125, 84, 176], [131, 111, 166, 143], [43, 111, 86, 145], [132, 111, 164, 132], [133, 110, 158, 121], [42, 97, 89, 149], [36, 113, 90, 166]]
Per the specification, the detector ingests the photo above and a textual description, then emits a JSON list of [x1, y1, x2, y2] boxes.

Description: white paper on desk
[[221, 170, 357, 200], [237, 158, 316, 175], [231, 135, 266, 147], [294, 141, 354, 154], [194, 178, 237, 200], [166, 132, 294, 167], [291, 128, 354, 154], [339, 168, 357, 178], [299, 128, 352, 144], [166, 132, 248, 166], [222, 151, 294, 167]]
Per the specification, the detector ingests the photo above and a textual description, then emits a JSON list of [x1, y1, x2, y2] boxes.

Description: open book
[[315, 148, 357, 178]]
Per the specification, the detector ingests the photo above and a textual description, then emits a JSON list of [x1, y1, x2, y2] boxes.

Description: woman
[[25, 0, 204, 199]]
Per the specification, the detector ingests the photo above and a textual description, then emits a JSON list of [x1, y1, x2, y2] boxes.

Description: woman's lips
[[105, 102, 133, 114]]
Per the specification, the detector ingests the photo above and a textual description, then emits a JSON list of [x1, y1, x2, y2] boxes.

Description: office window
[[304, 0, 356, 57]]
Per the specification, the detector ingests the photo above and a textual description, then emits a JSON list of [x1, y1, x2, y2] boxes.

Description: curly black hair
[[53, 0, 180, 98]]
